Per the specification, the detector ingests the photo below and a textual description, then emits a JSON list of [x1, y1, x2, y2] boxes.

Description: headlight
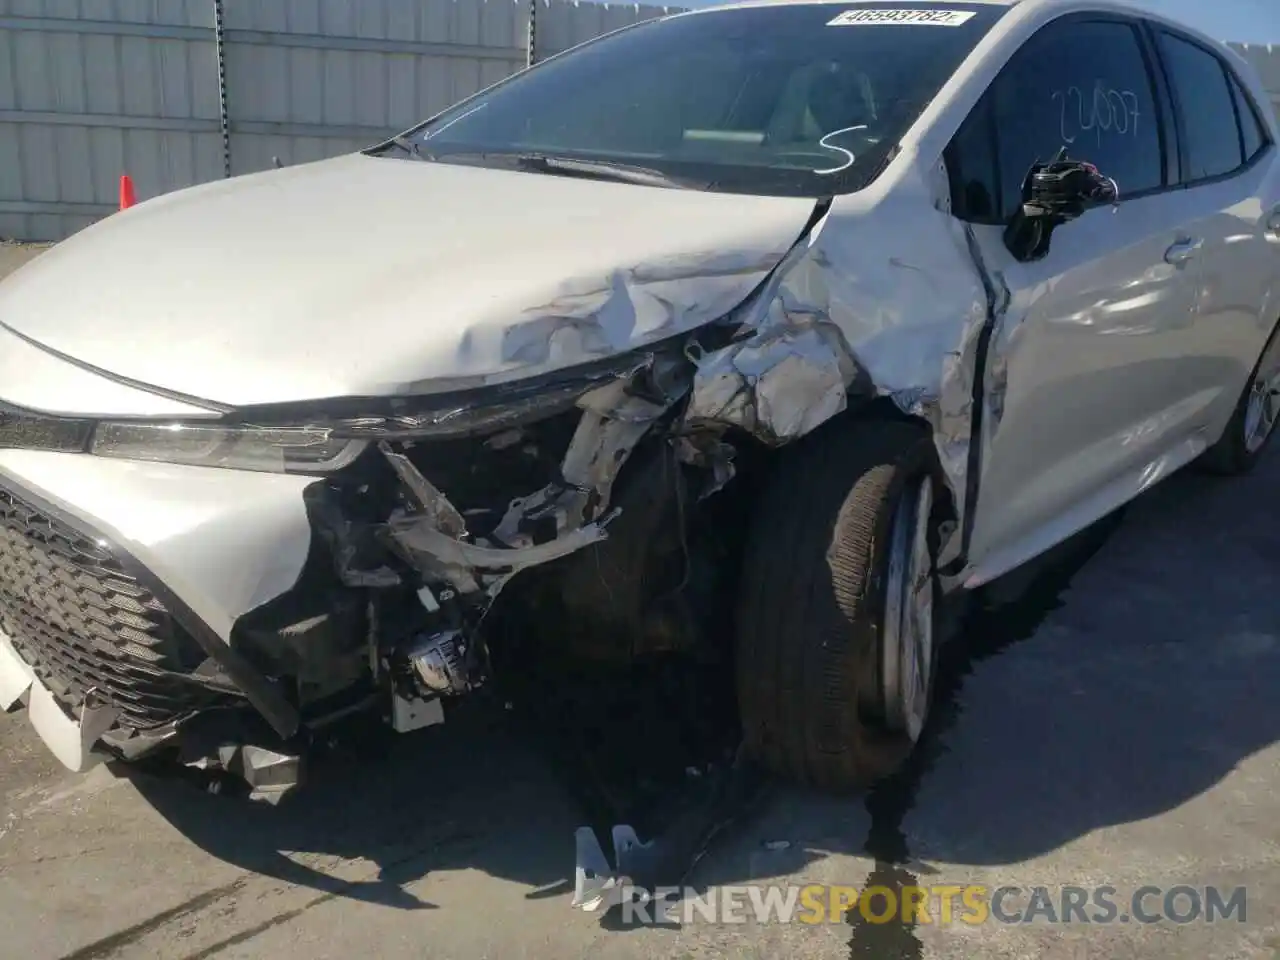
[[86, 384, 587, 473], [228, 349, 669, 442], [86, 342, 686, 471], [323, 380, 588, 440], [90, 422, 365, 474]]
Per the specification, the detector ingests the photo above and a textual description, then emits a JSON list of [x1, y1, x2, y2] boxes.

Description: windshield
[[371, 2, 1006, 197]]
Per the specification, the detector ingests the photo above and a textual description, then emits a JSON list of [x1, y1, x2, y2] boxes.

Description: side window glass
[[945, 98, 1000, 222], [1229, 71, 1267, 162], [1158, 33, 1244, 181], [991, 19, 1164, 217]]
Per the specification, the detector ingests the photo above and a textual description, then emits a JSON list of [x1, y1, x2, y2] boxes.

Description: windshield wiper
[[383, 148, 704, 188], [388, 135, 430, 161], [513, 154, 698, 189]]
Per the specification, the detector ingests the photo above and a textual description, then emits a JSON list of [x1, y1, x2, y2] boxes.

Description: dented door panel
[[964, 193, 1201, 585]]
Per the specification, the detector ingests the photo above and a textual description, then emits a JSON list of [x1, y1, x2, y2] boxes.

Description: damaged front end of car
[[182, 219, 899, 803], [300, 343, 707, 721], [184, 334, 752, 800], [0, 157, 1004, 913]]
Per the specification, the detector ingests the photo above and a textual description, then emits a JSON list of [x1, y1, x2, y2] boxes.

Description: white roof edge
[[669, 0, 1023, 14]]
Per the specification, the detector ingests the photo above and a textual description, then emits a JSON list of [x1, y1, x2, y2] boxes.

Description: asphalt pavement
[[1, 241, 1279, 959]]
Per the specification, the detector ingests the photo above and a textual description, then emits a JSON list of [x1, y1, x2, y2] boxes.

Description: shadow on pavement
[[128, 703, 578, 911], [125, 454, 1280, 942], [702, 456, 1280, 957]]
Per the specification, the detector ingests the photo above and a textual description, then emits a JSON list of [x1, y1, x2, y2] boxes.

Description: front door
[[954, 14, 1201, 582]]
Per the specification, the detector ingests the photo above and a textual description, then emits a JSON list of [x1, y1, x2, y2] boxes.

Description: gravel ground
[[1, 241, 1279, 959]]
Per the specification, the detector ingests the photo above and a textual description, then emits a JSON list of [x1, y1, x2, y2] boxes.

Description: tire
[[735, 416, 941, 791], [1200, 320, 1280, 475]]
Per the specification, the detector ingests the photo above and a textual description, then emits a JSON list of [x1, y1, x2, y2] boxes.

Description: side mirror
[[1003, 148, 1119, 263]]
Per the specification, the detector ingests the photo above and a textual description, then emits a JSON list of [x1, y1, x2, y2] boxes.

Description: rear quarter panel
[[1233, 50, 1280, 351]]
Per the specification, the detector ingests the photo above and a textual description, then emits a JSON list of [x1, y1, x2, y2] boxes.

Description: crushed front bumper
[[0, 627, 119, 771], [0, 449, 316, 768], [0, 342, 736, 784]]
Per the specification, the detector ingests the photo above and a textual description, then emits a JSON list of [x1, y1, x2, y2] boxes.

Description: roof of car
[[657, 0, 1275, 139], [686, 0, 1027, 11], [671, 0, 1081, 21], [671, 0, 1250, 79], [676, 0, 1228, 51]]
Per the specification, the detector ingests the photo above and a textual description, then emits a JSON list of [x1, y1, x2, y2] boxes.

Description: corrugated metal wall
[[220, 0, 525, 176], [0, 0, 224, 241], [1, 7, 1276, 243], [0, 0, 677, 241]]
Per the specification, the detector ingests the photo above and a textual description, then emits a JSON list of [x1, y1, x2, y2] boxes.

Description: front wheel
[[735, 418, 942, 790]]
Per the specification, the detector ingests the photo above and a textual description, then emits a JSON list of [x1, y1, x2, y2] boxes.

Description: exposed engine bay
[[222, 324, 812, 771], [136, 180, 993, 822], [180, 328, 826, 903]]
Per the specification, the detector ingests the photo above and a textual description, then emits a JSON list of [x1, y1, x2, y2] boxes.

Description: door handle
[[1164, 238, 1203, 266]]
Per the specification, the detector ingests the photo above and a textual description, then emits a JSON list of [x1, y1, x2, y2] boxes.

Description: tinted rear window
[[1158, 32, 1245, 181]]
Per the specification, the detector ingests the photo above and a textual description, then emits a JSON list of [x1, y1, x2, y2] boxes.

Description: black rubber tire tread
[[735, 416, 936, 791], [551, 438, 690, 663], [1200, 319, 1280, 476]]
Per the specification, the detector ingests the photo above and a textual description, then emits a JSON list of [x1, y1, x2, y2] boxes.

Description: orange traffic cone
[[119, 174, 136, 211]]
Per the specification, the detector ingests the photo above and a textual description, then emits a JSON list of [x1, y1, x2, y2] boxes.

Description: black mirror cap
[[1002, 148, 1118, 263]]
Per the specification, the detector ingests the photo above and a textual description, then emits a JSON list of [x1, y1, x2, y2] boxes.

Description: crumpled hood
[[0, 154, 818, 409]]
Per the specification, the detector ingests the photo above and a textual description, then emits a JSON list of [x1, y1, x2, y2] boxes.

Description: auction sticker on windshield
[[827, 8, 977, 26]]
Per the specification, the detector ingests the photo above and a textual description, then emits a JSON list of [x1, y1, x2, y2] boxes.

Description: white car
[[0, 0, 1275, 797]]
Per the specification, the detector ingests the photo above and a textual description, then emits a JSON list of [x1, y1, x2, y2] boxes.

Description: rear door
[[953, 13, 1201, 582], [1150, 26, 1280, 442]]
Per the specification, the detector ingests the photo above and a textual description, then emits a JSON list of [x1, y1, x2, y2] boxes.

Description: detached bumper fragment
[[0, 631, 119, 772], [572, 749, 766, 912]]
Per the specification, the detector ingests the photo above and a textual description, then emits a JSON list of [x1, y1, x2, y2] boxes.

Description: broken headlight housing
[[312, 380, 591, 440], [208, 347, 674, 445], [90, 422, 365, 474], [86, 375, 611, 474], [84, 342, 686, 473], [85, 376, 605, 474]]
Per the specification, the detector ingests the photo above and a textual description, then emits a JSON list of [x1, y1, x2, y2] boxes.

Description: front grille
[[0, 484, 225, 729]]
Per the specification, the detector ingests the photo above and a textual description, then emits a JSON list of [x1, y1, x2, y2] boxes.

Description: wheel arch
[[749, 396, 961, 530]]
